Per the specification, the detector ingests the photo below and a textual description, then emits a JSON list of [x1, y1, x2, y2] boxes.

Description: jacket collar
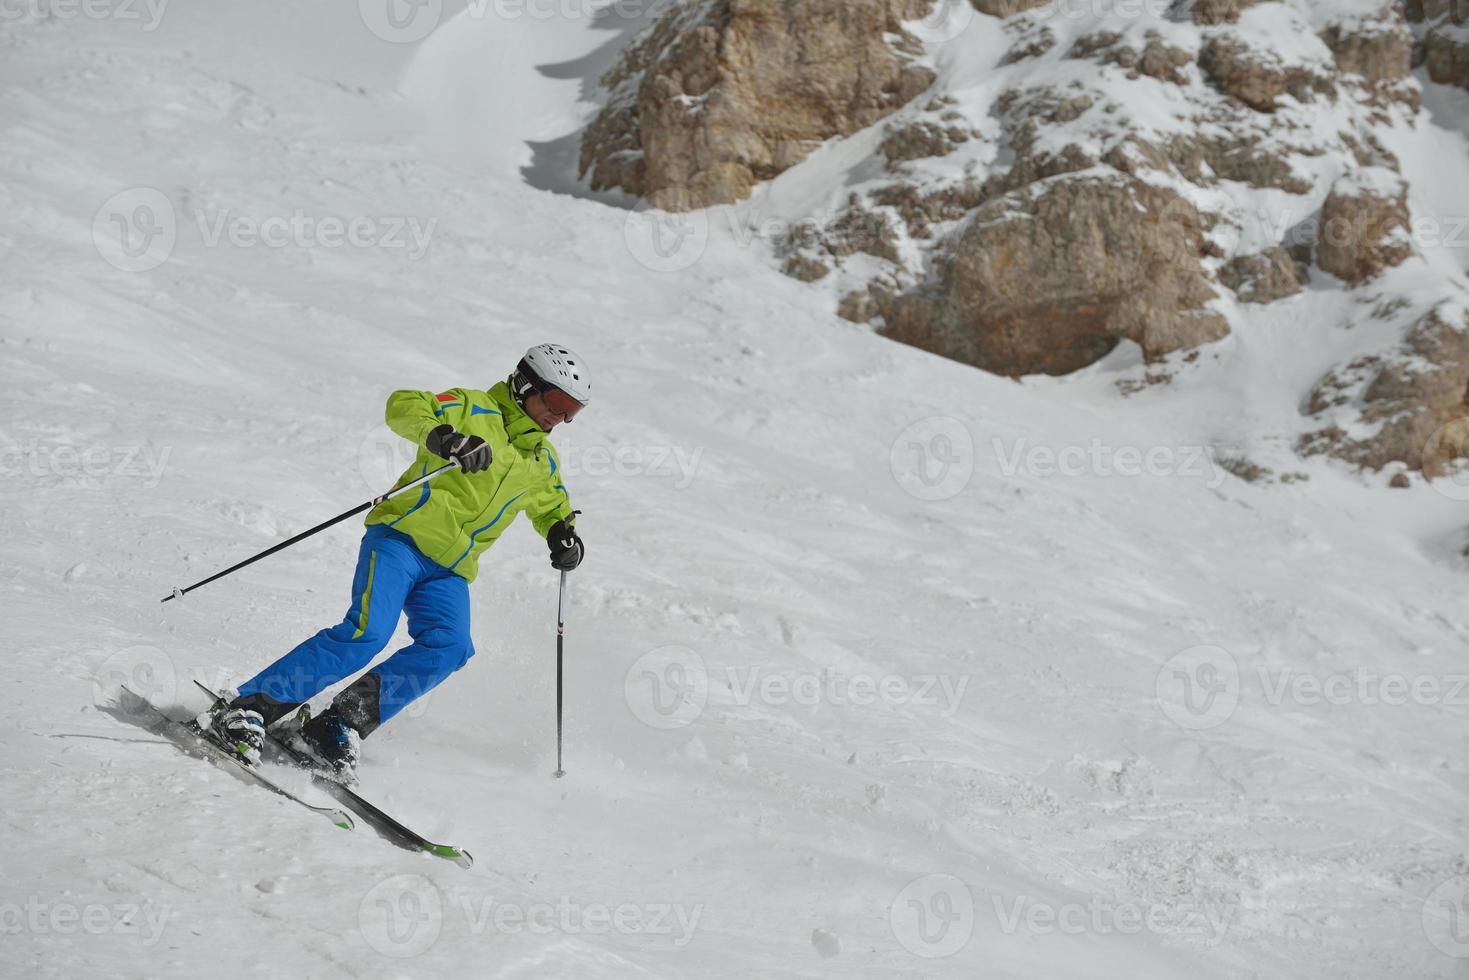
[[489, 381, 550, 453]]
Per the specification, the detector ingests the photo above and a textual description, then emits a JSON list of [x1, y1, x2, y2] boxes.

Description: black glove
[[425, 423, 492, 473], [546, 519, 584, 571]]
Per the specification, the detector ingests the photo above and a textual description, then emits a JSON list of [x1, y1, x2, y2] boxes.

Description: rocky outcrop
[[972, 0, 1051, 16], [1122, 38, 1195, 85], [1219, 247, 1307, 304], [1068, 31, 1121, 59], [781, 196, 903, 279], [1423, 28, 1469, 88], [1407, 1, 1469, 89], [867, 180, 985, 240], [574, 0, 1469, 489], [1321, 11, 1420, 107], [1069, 32, 1193, 85], [1185, 0, 1264, 26], [1406, 0, 1469, 17], [1315, 170, 1412, 284], [1200, 36, 1335, 111], [758, 0, 1427, 388], [1302, 308, 1469, 472], [878, 176, 1229, 376], [1198, 137, 1316, 193], [828, 84, 1101, 242], [1322, 18, 1413, 85], [880, 120, 971, 167], [1105, 133, 1313, 193], [1002, 22, 1056, 65], [579, 0, 935, 211]]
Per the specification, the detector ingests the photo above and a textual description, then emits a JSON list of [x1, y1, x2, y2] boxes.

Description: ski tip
[[332, 811, 356, 831], [427, 843, 473, 869]]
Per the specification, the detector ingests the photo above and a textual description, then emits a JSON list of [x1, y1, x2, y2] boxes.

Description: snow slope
[[2, 2, 1468, 978]]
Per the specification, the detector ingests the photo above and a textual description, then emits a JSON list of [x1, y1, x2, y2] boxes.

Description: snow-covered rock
[[579, 0, 1469, 473], [579, 0, 936, 209], [1315, 167, 1413, 284], [879, 174, 1229, 375]]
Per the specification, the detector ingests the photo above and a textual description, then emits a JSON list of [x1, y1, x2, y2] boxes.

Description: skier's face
[[524, 391, 570, 432]]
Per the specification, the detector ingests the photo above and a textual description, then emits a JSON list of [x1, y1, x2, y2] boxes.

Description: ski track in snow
[[3, 3, 1469, 978]]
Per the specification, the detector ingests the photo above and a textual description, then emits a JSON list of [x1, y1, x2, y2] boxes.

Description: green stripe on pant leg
[[351, 550, 378, 640]]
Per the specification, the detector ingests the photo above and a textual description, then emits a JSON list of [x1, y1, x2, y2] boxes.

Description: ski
[[121, 686, 355, 831], [195, 681, 474, 869]]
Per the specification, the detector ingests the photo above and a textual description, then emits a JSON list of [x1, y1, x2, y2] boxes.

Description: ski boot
[[202, 697, 267, 765], [297, 705, 361, 781], [273, 702, 311, 743]]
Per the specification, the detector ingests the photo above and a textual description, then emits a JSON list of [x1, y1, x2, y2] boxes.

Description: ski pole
[[554, 568, 567, 778], [160, 461, 459, 603]]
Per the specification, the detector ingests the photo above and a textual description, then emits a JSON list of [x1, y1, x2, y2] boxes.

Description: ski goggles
[[540, 385, 586, 422]]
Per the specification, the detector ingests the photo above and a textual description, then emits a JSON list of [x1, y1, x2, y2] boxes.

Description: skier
[[206, 343, 589, 776]]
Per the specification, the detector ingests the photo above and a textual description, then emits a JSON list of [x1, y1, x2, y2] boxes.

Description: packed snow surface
[[2, 2, 1467, 978]]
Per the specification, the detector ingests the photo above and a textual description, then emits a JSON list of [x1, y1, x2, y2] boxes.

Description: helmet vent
[[522, 342, 590, 407]]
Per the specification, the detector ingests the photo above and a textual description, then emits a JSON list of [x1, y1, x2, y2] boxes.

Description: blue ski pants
[[237, 524, 474, 734]]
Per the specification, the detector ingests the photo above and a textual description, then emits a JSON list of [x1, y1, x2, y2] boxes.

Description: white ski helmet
[[513, 342, 591, 409]]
